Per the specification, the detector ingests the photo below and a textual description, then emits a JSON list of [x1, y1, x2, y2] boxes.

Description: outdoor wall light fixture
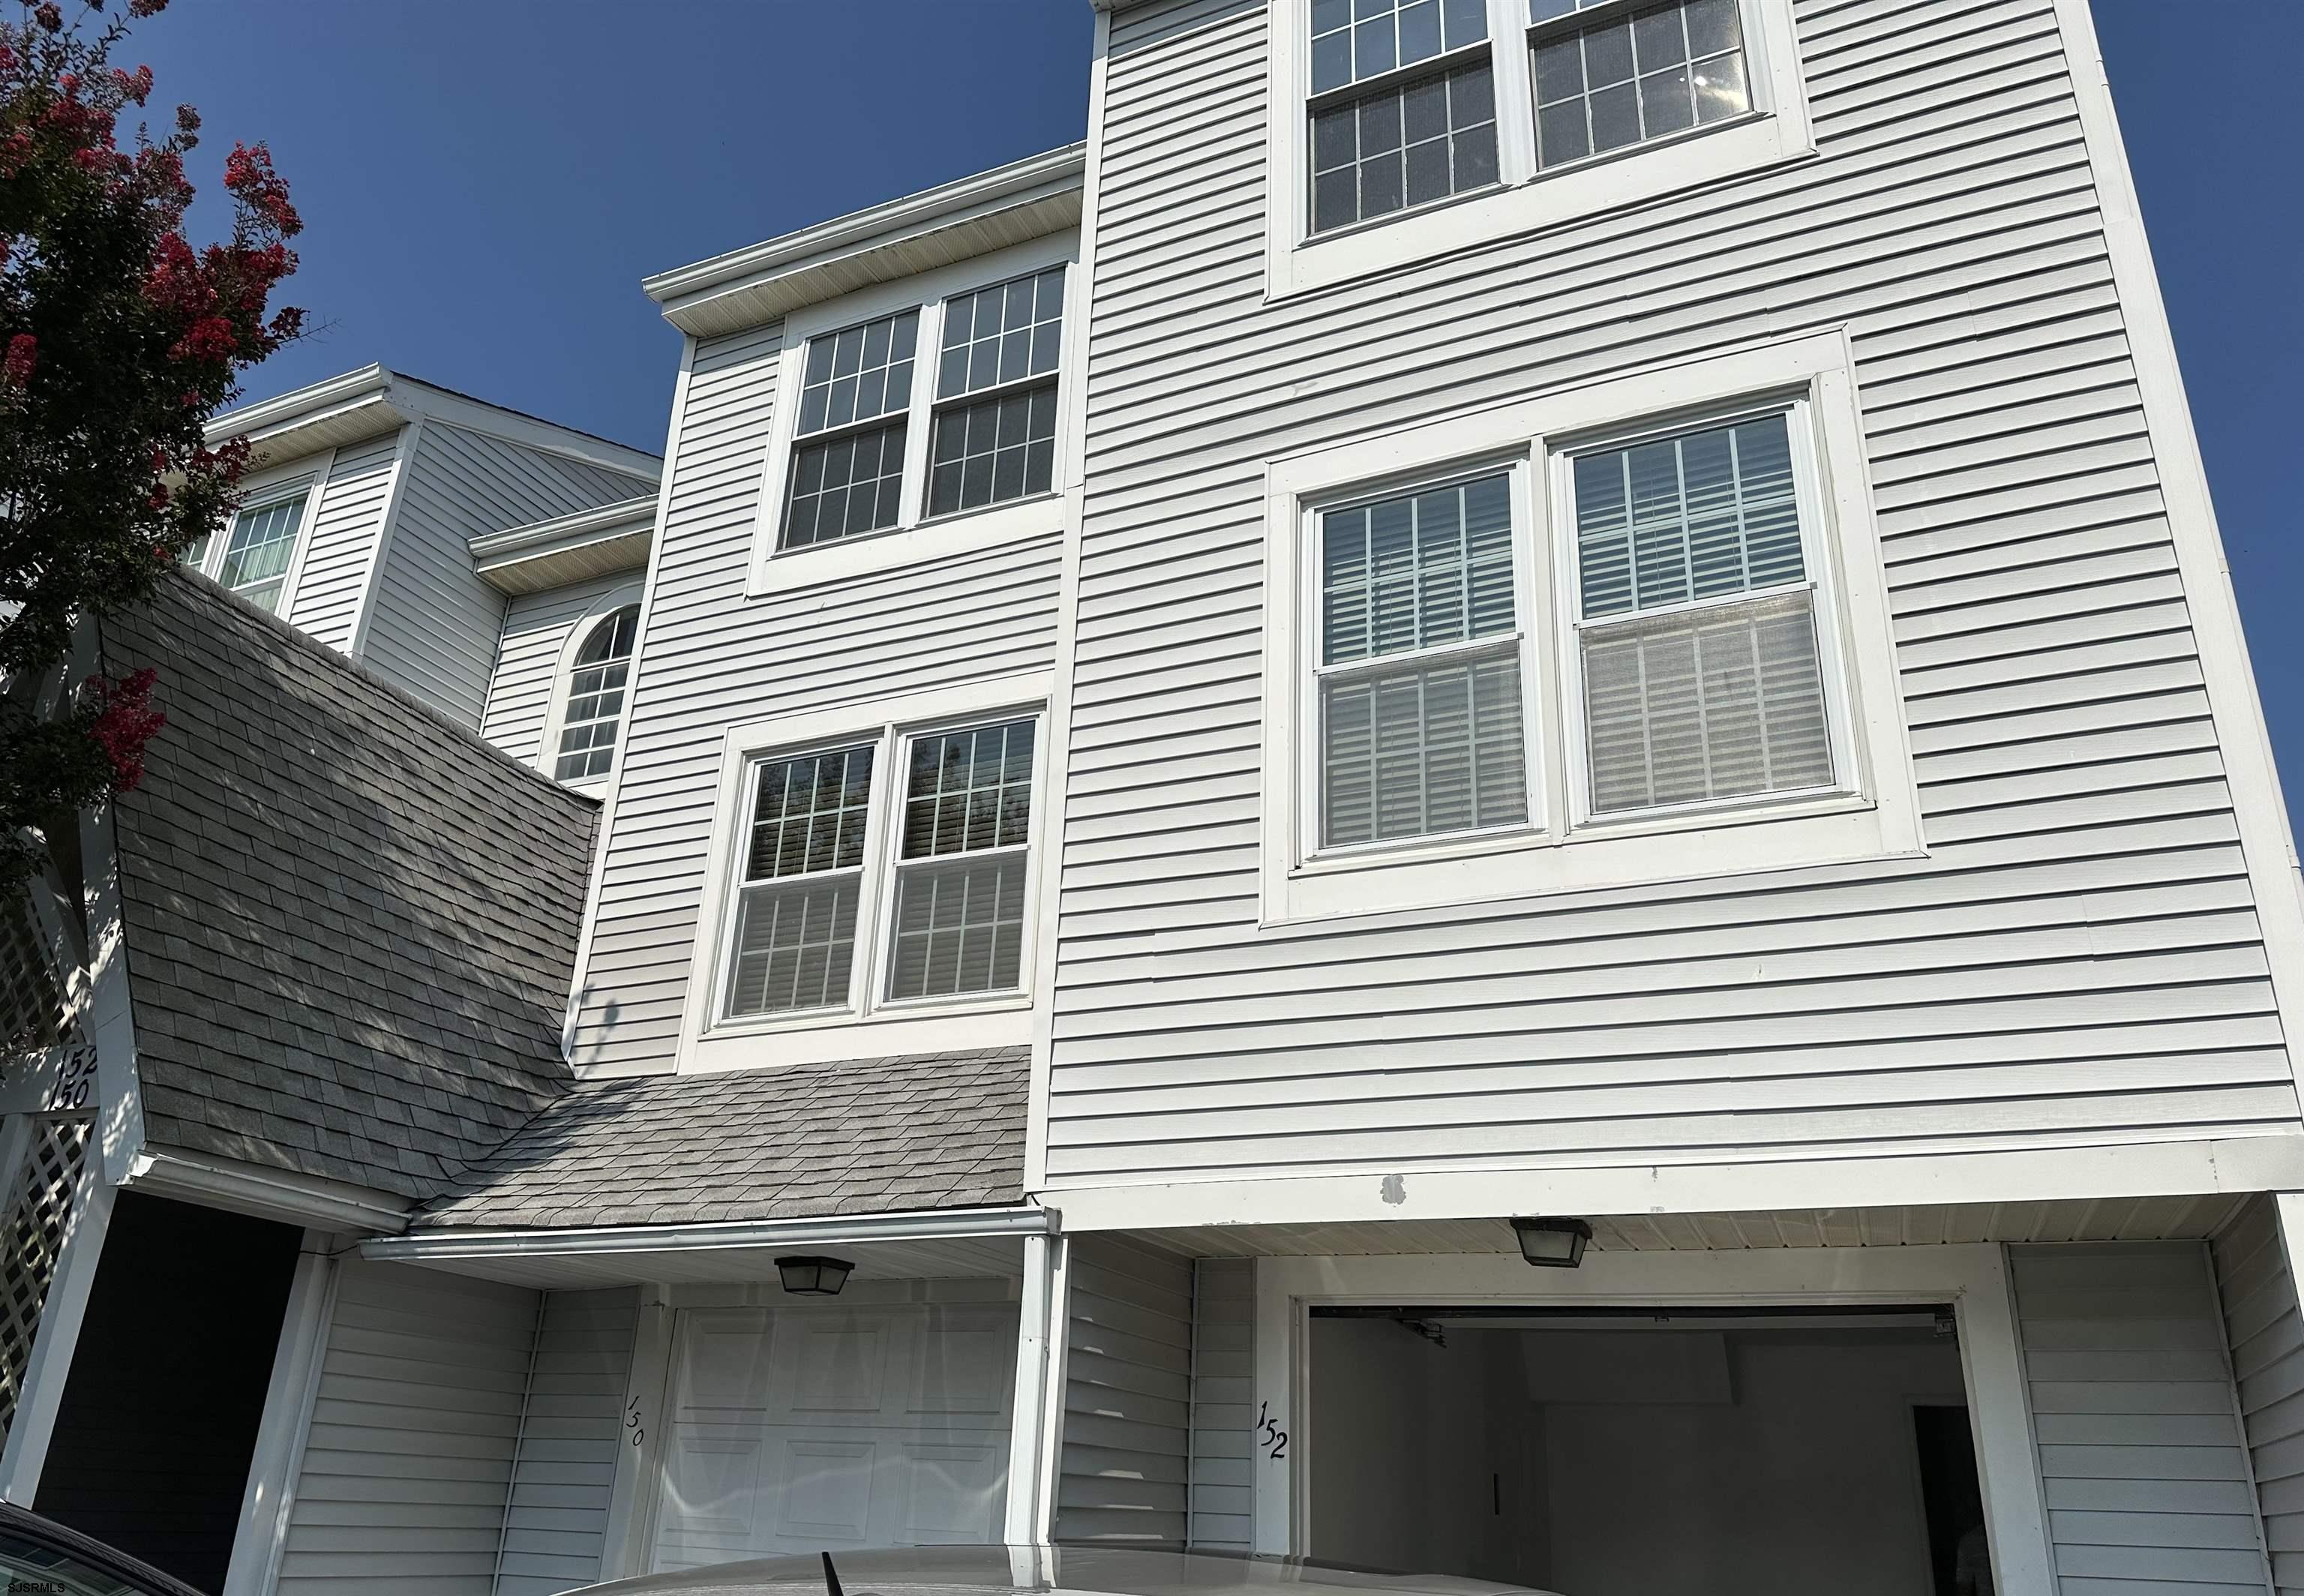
[[775, 1255, 854, 1295], [1510, 1216, 1593, 1268]]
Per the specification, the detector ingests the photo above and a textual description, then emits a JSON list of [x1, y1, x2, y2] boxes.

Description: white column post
[[0, 1157, 112, 1504], [221, 1229, 340, 1596], [1004, 1232, 1070, 1545], [599, 1285, 674, 1581]]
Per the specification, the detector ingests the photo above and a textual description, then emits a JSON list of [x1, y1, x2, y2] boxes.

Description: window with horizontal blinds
[[728, 746, 874, 1016], [888, 719, 1034, 1000], [1570, 410, 1834, 815], [1317, 473, 1528, 847]]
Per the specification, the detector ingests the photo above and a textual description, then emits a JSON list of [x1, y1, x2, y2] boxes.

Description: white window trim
[[1244, 1245, 2055, 1596], [1264, 0, 1813, 300], [746, 236, 1080, 598], [678, 670, 1054, 1073], [192, 454, 328, 616], [1258, 328, 1921, 925], [538, 582, 645, 791]]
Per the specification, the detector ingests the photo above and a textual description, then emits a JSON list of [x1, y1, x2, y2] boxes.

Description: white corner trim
[[1028, 1, 1114, 1195], [343, 418, 424, 664], [1257, 328, 1922, 925], [220, 1229, 338, 1596], [675, 670, 1057, 1073], [75, 799, 142, 1186], [2049, 0, 2304, 1114], [743, 234, 1082, 602], [1244, 1244, 2053, 1592], [123, 1147, 412, 1234], [1263, 0, 1814, 300]]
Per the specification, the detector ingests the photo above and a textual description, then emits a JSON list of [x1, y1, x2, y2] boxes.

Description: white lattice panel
[[0, 1115, 91, 1444], [0, 896, 64, 1057]]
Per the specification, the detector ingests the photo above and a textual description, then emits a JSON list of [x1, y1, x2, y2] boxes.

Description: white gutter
[[358, 1202, 1057, 1266], [205, 363, 398, 448], [125, 1148, 415, 1234]]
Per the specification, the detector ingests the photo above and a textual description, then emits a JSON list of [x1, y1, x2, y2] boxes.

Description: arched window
[[554, 604, 640, 782]]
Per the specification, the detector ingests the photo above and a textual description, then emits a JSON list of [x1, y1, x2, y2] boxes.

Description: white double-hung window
[[716, 700, 1043, 1032], [752, 242, 1076, 592], [1268, 336, 1918, 920], [183, 489, 313, 614], [1269, 0, 1810, 295]]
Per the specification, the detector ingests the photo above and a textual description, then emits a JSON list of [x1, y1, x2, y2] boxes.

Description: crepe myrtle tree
[[0, 0, 302, 894]]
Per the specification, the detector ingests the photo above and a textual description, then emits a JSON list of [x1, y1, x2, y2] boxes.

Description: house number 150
[[1256, 1400, 1288, 1461]]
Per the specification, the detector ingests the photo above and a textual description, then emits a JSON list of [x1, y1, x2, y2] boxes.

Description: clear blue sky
[[128, 1, 2304, 807]]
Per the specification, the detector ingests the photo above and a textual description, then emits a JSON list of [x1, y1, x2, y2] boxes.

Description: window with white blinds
[[212, 493, 308, 614], [1293, 395, 1851, 871], [721, 710, 1042, 1026], [1568, 410, 1835, 816], [1316, 473, 1529, 848]]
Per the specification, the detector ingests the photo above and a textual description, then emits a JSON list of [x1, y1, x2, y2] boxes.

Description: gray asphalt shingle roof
[[101, 569, 598, 1199], [412, 1046, 1028, 1230]]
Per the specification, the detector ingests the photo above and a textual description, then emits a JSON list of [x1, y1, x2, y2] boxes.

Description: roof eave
[[207, 363, 407, 470], [644, 143, 1088, 339], [470, 494, 658, 596]]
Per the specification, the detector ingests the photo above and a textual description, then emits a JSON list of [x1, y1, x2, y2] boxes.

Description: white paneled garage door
[[650, 1294, 1018, 1571]]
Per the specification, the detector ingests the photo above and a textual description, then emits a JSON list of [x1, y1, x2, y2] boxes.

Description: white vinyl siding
[[2011, 1242, 2271, 1595], [570, 321, 1064, 1073], [284, 436, 404, 654], [481, 573, 644, 768], [496, 1288, 640, 1596], [1042, 0, 2298, 1185], [1055, 1238, 1193, 1545], [274, 1261, 538, 1596], [1188, 1258, 1256, 1552], [363, 422, 655, 730], [2212, 1198, 2304, 1596]]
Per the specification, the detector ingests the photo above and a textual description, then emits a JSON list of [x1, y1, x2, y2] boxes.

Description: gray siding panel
[[1188, 1257, 1253, 1552], [284, 434, 403, 654], [568, 324, 1065, 1072], [484, 574, 644, 770], [2012, 1241, 2270, 1595], [365, 422, 654, 730], [496, 1288, 640, 1596], [1047, 0, 2301, 1184], [1057, 1237, 1193, 1544], [2214, 1198, 2304, 1594], [277, 1261, 539, 1596]]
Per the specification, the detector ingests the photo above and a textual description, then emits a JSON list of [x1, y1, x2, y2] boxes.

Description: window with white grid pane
[[212, 493, 309, 613], [727, 745, 877, 1016], [1316, 472, 1530, 847], [1564, 407, 1837, 818], [781, 309, 919, 549], [1268, 0, 1806, 298], [554, 604, 639, 783], [713, 697, 1046, 1034], [886, 719, 1035, 1000], [753, 244, 1075, 593]]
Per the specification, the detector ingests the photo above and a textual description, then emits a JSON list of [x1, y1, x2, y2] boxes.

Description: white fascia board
[[124, 1146, 414, 1234], [643, 143, 1088, 338], [1043, 1132, 2304, 1234], [362, 1203, 1058, 1267], [384, 374, 664, 480], [470, 494, 659, 595], [206, 364, 405, 470]]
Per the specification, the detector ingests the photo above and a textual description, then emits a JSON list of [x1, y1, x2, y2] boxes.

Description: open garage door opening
[[1306, 1304, 1992, 1596]]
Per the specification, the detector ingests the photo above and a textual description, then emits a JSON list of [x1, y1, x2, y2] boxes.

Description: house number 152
[[1256, 1400, 1288, 1461]]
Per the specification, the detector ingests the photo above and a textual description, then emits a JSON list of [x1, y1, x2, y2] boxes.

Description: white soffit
[[1142, 1192, 2255, 1259], [643, 143, 1086, 339], [470, 495, 658, 596]]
